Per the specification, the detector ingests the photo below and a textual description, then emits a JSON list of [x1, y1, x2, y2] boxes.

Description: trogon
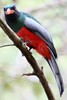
[[4, 4, 64, 95]]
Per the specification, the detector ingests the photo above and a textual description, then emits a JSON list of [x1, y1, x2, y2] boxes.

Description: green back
[[6, 12, 40, 33]]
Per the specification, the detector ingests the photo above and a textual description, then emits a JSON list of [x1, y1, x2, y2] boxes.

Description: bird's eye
[[11, 6, 16, 10], [4, 8, 6, 11]]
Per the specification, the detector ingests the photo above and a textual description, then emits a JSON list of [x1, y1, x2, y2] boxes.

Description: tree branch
[[0, 17, 55, 100]]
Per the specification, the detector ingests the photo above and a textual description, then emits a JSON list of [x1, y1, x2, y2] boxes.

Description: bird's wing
[[24, 16, 57, 58]]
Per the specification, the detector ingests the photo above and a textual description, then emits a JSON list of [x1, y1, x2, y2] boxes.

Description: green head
[[4, 4, 25, 32], [4, 4, 16, 15]]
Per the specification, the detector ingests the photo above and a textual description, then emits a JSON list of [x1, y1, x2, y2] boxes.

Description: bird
[[4, 4, 64, 96]]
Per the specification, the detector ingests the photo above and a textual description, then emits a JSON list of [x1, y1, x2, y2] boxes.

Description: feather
[[47, 50, 64, 96], [24, 16, 57, 58]]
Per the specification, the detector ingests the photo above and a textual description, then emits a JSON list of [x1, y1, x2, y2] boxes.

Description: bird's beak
[[5, 8, 15, 15]]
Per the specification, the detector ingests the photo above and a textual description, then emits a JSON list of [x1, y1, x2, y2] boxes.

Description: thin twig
[[22, 71, 35, 76], [0, 44, 14, 48]]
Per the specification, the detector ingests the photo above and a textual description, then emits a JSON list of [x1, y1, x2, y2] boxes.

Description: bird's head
[[4, 4, 16, 15], [4, 4, 20, 21]]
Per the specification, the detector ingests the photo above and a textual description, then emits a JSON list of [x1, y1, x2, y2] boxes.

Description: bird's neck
[[5, 11, 20, 22]]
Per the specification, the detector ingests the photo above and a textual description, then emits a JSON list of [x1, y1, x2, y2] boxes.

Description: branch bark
[[0, 17, 55, 100]]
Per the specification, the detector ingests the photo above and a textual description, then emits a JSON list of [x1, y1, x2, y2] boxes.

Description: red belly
[[17, 27, 51, 59]]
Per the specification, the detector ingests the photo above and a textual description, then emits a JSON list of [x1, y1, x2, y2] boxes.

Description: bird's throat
[[5, 11, 20, 22]]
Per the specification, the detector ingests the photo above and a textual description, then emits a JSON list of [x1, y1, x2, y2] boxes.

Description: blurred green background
[[0, 0, 67, 100]]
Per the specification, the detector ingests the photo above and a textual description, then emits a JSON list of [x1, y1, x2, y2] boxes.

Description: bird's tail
[[47, 53, 64, 96]]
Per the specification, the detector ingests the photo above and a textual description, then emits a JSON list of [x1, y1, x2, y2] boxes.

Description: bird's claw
[[20, 38, 32, 56], [23, 40, 29, 46]]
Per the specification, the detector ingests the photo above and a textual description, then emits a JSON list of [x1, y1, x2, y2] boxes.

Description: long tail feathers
[[47, 55, 64, 96]]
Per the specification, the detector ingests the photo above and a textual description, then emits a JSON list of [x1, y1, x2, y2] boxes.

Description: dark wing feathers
[[24, 14, 64, 96], [24, 16, 57, 58]]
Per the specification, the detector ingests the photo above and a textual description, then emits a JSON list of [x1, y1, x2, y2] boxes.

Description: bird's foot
[[23, 40, 29, 47], [20, 38, 29, 45], [20, 38, 32, 56]]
